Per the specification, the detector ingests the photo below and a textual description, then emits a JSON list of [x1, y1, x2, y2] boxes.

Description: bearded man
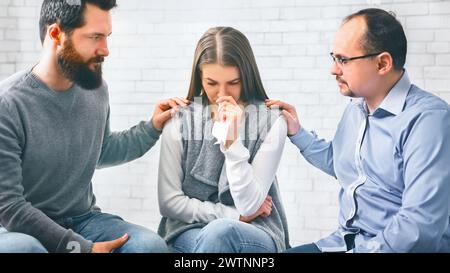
[[0, 0, 187, 253]]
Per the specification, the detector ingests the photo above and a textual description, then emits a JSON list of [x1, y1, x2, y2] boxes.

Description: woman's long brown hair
[[186, 27, 269, 103]]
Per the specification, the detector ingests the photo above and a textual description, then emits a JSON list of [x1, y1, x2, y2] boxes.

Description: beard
[[337, 77, 356, 98], [57, 38, 104, 90]]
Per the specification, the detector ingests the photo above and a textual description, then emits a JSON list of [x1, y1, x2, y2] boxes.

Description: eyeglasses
[[330, 52, 383, 66]]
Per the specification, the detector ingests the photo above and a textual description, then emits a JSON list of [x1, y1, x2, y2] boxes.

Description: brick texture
[[1, 0, 449, 246]]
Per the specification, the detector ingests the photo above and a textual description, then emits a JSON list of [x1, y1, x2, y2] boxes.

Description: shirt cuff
[[225, 207, 241, 220], [220, 137, 250, 162], [55, 229, 94, 253], [143, 119, 162, 139], [78, 236, 94, 254], [289, 126, 316, 152]]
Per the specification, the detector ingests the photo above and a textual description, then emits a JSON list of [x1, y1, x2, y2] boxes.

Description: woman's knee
[[202, 219, 241, 237], [195, 219, 276, 253], [195, 219, 243, 252]]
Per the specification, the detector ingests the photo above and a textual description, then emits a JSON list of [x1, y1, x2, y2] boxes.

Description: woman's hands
[[239, 196, 273, 223], [216, 96, 243, 149]]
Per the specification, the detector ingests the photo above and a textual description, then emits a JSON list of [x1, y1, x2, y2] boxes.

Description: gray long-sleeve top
[[0, 69, 161, 253]]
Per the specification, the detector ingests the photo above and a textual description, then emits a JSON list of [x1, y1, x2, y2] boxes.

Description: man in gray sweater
[[0, 0, 187, 253]]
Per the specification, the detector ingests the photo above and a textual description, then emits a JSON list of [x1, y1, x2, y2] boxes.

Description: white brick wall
[[1, 0, 450, 247]]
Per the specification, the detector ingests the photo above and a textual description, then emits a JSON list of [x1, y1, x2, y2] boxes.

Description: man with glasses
[[267, 8, 450, 252]]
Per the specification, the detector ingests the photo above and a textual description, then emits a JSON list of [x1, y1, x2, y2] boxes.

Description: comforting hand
[[152, 97, 190, 131], [91, 234, 129, 253], [239, 196, 273, 223], [216, 96, 243, 148], [265, 99, 301, 136]]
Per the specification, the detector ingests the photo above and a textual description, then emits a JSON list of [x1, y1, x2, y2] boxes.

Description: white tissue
[[212, 121, 231, 145]]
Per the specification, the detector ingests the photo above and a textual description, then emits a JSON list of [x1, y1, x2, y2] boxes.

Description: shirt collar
[[373, 70, 411, 116]]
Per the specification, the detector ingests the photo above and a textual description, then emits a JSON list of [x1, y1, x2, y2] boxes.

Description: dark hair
[[344, 8, 407, 70], [186, 27, 268, 103], [39, 0, 117, 44]]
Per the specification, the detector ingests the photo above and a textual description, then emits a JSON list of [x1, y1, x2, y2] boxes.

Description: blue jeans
[[0, 211, 168, 253], [0, 226, 48, 253], [170, 218, 277, 253], [284, 243, 322, 253]]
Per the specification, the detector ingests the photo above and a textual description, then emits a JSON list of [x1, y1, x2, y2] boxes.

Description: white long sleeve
[[158, 117, 240, 224], [219, 116, 287, 216]]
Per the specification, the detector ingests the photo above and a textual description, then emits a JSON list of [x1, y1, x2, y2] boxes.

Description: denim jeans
[[0, 211, 168, 253], [0, 226, 48, 253], [170, 218, 277, 253], [284, 243, 322, 253]]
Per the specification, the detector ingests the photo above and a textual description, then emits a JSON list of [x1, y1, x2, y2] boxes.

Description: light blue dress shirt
[[290, 71, 450, 252]]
